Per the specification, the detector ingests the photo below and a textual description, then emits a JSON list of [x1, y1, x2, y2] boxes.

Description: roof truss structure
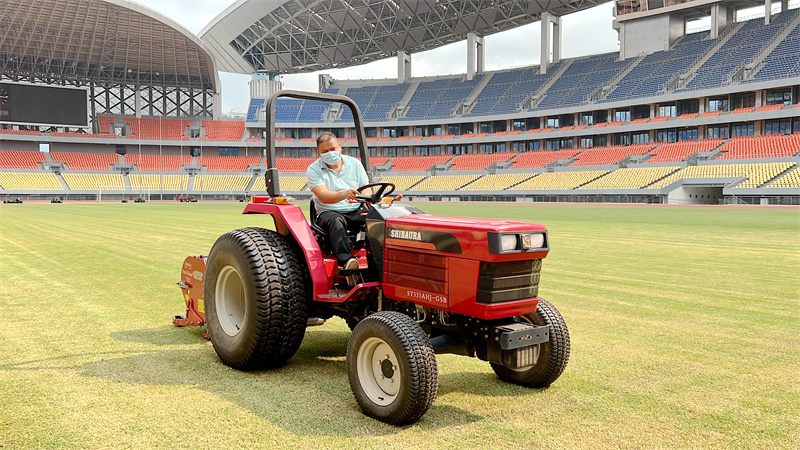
[[204, 0, 608, 74], [0, 0, 218, 119]]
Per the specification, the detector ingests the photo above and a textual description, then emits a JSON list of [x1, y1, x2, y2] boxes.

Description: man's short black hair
[[316, 131, 337, 147]]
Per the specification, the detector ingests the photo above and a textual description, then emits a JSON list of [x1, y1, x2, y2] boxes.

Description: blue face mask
[[321, 150, 341, 165]]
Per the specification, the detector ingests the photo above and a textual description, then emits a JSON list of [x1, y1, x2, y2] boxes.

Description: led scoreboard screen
[[0, 82, 89, 127]]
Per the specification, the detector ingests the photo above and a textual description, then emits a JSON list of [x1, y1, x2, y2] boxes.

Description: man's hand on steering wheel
[[354, 182, 396, 204]]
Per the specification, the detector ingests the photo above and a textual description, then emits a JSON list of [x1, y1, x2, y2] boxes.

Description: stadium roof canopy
[[0, 0, 218, 91], [200, 0, 610, 75]]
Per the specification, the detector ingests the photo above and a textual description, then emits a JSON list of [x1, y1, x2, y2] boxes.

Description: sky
[[127, 0, 770, 114]]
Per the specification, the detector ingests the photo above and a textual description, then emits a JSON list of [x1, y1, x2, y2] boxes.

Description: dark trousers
[[316, 209, 366, 266]]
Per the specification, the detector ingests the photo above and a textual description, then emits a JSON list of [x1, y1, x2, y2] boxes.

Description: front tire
[[347, 311, 438, 425], [204, 227, 309, 370], [491, 298, 570, 387]]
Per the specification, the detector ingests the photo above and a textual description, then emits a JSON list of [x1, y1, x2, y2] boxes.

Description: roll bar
[[263, 90, 372, 197]]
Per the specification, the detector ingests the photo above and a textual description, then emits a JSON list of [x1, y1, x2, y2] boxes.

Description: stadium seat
[[716, 134, 800, 160], [644, 139, 724, 163], [508, 170, 609, 190], [50, 152, 120, 170], [0, 150, 47, 169]]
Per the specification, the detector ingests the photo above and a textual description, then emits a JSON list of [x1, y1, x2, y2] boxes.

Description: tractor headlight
[[500, 234, 519, 251], [526, 233, 545, 249], [489, 231, 549, 254]]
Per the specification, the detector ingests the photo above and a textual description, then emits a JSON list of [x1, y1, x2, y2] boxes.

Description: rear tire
[[491, 298, 570, 387], [205, 227, 309, 370], [347, 311, 438, 425]]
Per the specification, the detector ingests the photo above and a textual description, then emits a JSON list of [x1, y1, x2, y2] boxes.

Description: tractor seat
[[309, 200, 365, 252]]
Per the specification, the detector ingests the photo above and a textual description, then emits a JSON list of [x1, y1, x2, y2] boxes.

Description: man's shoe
[[344, 258, 359, 271]]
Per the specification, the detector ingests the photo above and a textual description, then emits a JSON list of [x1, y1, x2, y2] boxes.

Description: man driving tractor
[[306, 131, 372, 271]]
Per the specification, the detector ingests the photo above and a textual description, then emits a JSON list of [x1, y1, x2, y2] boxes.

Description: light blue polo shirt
[[306, 154, 369, 213]]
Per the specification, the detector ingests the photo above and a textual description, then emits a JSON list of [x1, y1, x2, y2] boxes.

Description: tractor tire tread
[[206, 227, 308, 370], [491, 297, 570, 388], [348, 311, 438, 425]]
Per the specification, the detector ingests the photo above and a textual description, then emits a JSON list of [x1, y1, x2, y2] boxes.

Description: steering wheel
[[355, 182, 396, 203]]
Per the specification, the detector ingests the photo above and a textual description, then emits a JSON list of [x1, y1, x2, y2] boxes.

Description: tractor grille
[[477, 259, 542, 304], [385, 249, 447, 294]]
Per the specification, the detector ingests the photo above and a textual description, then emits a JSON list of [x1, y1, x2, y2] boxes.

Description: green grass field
[[1, 201, 798, 449]]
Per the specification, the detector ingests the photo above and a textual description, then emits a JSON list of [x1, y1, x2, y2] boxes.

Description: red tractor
[[174, 91, 570, 425]]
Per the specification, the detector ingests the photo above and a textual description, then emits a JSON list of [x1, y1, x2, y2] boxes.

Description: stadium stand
[[650, 162, 795, 189], [538, 54, 630, 108], [274, 98, 303, 122], [123, 117, 191, 139], [409, 174, 481, 191], [579, 166, 681, 189], [201, 120, 245, 141], [459, 173, 536, 191], [247, 99, 266, 122], [388, 155, 453, 172], [509, 149, 583, 169], [749, 20, 800, 82], [50, 152, 120, 170], [369, 156, 391, 167], [570, 144, 656, 166], [374, 175, 426, 191], [194, 175, 252, 192], [198, 155, 261, 172], [766, 166, 800, 188], [465, 66, 553, 116], [682, 10, 799, 91], [124, 154, 191, 172], [276, 157, 317, 173], [62, 173, 125, 190], [250, 175, 307, 192], [606, 31, 716, 101], [0, 172, 63, 190], [716, 134, 800, 160], [426, 75, 485, 119], [0, 129, 43, 136], [50, 132, 117, 139], [129, 174, 189, 191], [97, 116, 116, 134], [0, 150, 47, 169], [508, 171, 609, 190], [644, 139, 725, 163], [448, 152, 518, 171], [297, 99, 331, 122]]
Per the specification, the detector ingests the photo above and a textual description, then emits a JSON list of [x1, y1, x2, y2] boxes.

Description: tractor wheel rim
[[357, 337, 400, 406], [216, 265, 245, 337]]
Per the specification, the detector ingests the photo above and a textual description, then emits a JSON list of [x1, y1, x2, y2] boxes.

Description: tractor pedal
[[319, 287, 350, 300]]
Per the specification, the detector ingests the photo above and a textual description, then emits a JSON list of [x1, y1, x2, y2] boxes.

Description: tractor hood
[[384, 214, 549, 262]]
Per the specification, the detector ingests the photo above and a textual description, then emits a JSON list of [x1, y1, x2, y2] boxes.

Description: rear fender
[[243, 202, 328, 299]]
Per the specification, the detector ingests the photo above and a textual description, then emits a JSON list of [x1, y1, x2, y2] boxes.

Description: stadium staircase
[[590, 52, 647, 102], [738, 13, 800, 82], [455, 73, 494, 116], [668, 21, 746, 92], [55, 173, 70, 191], [759, 164, 798, 187], [390, 81, 420, 119], [506, 175, 538, 190], [524, 61, 573, 109], [642, 168, 683, 188]]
